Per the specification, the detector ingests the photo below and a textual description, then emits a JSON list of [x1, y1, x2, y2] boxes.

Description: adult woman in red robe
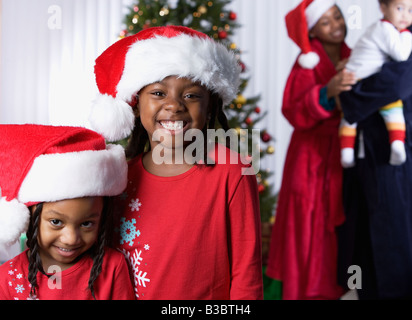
[[266, 0, 357, 300]]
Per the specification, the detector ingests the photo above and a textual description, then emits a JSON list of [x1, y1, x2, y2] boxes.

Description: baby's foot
[[341, 148, 356, 168], [389, 140, 407, 166]]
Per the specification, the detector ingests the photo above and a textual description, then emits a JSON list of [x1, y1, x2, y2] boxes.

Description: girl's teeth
[[161, 121, 184, 131]]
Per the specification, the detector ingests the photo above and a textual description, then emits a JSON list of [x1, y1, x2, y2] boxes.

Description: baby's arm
[[381, 22, 412, 62]]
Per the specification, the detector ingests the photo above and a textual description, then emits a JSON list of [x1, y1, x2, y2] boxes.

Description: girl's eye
[[185, 93, 200, 99], [81, 221, 94, 228], [50, 219, 63, 227], [151, 91, 165, 97]]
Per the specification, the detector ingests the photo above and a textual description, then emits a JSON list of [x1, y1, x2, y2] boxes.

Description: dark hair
[[378, 0, 391, 5], [26, 197, 113, 299], [125, 91, 230, 160]]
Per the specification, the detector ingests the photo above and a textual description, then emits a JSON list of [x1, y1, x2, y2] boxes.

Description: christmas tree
[[120, 0, 277, 224]]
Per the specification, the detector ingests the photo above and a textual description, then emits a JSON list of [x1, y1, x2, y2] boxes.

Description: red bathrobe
[[266, 38, 350, 300]]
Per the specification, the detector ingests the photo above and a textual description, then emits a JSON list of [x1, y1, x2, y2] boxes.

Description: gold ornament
[[234, 94, 247, 105], [198, 5, 207, 14], [267, 146, 275, 154]]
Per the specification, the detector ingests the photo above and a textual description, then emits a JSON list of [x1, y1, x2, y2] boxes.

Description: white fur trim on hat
[[306, 0, 336, 30], [0, 197, 30, 246], [117, 33, 240, 109], [18, 144, 128, 204], [298, 52, 321, 69]]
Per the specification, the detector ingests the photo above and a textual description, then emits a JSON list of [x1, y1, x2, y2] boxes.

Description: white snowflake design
[[121, 248, 150, 298], [129, 198, 142, 212], [15, 284, 25, 294], [144, 244, 150, 251]]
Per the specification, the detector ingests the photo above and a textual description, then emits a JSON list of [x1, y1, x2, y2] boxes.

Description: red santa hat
[[286, 0, 336, 69], [89, 25, 241, 142], [0, 124, 128, 246]]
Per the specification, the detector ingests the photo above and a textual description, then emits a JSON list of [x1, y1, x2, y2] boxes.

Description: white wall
[[0, 0, 382, 197]]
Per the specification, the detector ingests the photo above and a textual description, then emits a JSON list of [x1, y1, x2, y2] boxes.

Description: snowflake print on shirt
[[119, 217, 141, 246], [15, 284, 25, 294], [116, 186, 151, 299], [6, 260, 32, 300], [121, 248, 150, 298], [129, 198, 142, 212]]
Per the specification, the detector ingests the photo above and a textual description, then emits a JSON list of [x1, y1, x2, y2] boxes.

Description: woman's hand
[[327, 68, 357, 99]]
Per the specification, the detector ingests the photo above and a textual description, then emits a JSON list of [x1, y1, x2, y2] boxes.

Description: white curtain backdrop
[[0, 0, 381, 193]]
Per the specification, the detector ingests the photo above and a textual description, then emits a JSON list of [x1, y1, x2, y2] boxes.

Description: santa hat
[[89, 25, 241, 142], [286, 0, 336, 69], [0, 124, 128, 246]]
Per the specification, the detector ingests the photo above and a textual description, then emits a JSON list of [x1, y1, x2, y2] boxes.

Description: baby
[[340, 0, 412, 167]]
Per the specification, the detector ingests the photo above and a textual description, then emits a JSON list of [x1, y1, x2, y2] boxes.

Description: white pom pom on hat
[[0, 124, 128, 246], [285, 0, 336, 69], [0, 193, 30, 247], [89, 25, 241, 142]]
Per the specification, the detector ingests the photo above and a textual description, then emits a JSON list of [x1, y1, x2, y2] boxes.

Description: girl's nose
[[60, 227, 81, 246], [163, 96, 185, 113]]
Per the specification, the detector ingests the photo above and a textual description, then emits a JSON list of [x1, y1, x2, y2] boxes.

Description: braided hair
[[125, 91, 230, 160], [26, 203, 46, 299], [26, 197, 113, 300]]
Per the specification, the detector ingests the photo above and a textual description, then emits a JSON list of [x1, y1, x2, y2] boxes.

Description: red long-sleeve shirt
[[114, 144, 263, 300], [0, 247, 135, 300]]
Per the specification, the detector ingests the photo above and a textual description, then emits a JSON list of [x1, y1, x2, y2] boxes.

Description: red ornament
[[218, 31, 228, 39], [254, 106, 261, 114], [262, 132, 271, 143], [245, 117, 253, 125], [258, 184, 265, 194], [239, 61, 246, 73], [229, 11, 237, 21]]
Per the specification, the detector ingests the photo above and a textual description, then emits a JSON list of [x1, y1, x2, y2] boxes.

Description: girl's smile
[[157, 120, 190, 135], [159, 120, 188, 131]]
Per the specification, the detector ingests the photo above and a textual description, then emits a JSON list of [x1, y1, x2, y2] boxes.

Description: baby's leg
[[339, 118, 357, 168], [379, 100, 406, 166]]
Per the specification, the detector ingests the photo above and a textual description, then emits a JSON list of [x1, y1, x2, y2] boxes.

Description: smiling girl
[[0, 125, 135, 300], [88, 26, 263, 300]]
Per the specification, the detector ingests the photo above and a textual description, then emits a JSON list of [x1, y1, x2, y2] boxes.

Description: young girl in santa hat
[[265, 0, 357, 300], [88, 25, 263, 300], [0, 124, 135, 300]]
